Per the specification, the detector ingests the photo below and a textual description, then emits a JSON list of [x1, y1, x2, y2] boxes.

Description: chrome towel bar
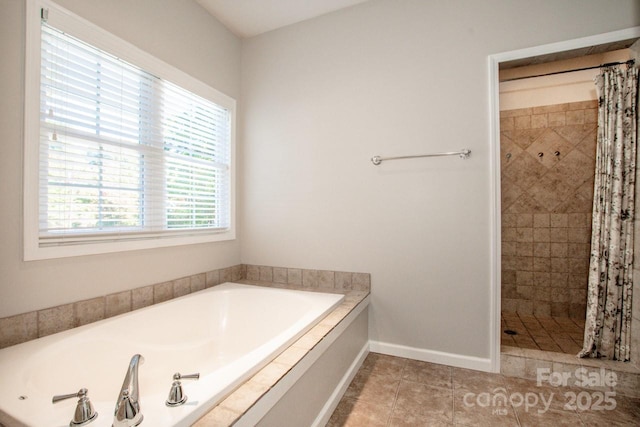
[[371, 149, 471, 165]]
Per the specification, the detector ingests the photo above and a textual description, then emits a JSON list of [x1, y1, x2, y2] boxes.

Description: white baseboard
[[292, 340, 492, 427], [312, 339, 492, 426], [369, 340, 492, 372], [311, 341, 369, 427]]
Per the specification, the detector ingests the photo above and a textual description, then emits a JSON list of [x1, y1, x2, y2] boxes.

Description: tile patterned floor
[[327, 352, 640, 426], [501, 312, 585, 354]]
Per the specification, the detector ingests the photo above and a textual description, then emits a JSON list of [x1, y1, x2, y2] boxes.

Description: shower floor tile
[[328, 352, 640, 426], [501, 311, 584, 354]]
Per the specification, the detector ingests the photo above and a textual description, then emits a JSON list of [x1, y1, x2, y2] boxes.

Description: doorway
[[488, 27, 640, 375]]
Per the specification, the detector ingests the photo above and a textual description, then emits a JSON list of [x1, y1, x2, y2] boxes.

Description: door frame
[[487, 27, 640, 373]]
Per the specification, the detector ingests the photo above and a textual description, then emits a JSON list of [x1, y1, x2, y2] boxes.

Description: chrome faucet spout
[[113, 354, 144, 427]]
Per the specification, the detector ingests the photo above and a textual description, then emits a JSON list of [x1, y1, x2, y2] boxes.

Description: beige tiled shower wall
[[0, 264, 370, 349], [501, 101, 598, 319]]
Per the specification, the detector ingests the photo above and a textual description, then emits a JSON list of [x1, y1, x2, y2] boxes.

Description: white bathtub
[[0, 283, 344, 427]]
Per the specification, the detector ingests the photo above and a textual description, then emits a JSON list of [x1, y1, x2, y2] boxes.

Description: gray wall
[[239, 0, 640, 360], [2, 0, 639, 365]]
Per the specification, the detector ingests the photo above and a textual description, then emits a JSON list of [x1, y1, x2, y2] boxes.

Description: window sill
[[24, 228, 236, 261]]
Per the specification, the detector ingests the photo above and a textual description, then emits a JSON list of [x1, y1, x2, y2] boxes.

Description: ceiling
[[196, 0, 370, 38]]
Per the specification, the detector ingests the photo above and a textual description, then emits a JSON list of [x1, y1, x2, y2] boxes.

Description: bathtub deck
[[193, 280, 369, 426]]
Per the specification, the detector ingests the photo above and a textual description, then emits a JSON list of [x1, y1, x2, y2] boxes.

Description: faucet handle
[[174, 372, 200, 380], [166, 372, 200, 407], [52, 388, 98, 426]]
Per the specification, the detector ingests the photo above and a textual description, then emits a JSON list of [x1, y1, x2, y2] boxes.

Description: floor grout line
[[384, 357, 406, 427], [329, 351, 639, 426], [501, 311, 586, 354]]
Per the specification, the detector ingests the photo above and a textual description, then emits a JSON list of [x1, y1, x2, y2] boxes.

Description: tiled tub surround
[[194, 281, 369, 426], [0, 283, 354, 426], [0, 266, 370, 426], [193, 268, 371, 425], [244, 264, 371, 291], [0, 264, 370, 349], [501, 101, 598, 319], [0, 265, 242, 349]]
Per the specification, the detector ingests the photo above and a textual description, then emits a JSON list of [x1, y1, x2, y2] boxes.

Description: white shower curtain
[[580, 63, 637, 361]]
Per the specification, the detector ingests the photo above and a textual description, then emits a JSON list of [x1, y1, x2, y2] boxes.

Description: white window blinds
[[38, 21, 231, 246]]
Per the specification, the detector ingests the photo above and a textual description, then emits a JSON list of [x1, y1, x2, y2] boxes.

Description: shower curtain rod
[[500, 59, 635, 82]]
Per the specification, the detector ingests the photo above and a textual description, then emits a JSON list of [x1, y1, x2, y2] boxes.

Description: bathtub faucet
[[113, 354, 145, 427]]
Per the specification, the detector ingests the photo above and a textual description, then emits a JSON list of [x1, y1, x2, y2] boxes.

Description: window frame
[[24, 0, 236, 261]]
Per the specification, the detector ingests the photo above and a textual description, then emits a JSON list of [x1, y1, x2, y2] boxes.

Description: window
[[24, 0, 236, 260]]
